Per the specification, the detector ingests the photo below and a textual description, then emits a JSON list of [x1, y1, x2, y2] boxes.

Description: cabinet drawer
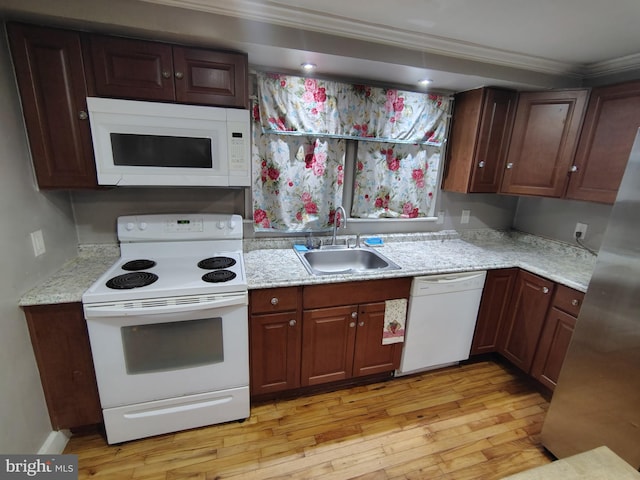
[[553, 285, 584, 317], [250, 287, 300, 314]]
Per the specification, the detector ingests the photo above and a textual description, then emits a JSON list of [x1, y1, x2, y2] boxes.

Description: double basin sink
[[294, 245, 401, 276]]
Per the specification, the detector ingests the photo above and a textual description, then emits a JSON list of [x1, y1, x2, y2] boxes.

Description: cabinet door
[[498, 271, 554, 372], [501, 90, 588, 197], [469, 89, 518, 192], [301, 305, 357, 386], [470, 268, 518, 355], [566, 80, 640, 204], [8, 23, 97, 188], [250, 311, 301, 395], [444, 88, 516, 193], [530, 307, 576, 391], [90, 35, 175, 101], [23, 303, 102, 430], [173, 47, 248, 108], [352, 302, 403, 377]]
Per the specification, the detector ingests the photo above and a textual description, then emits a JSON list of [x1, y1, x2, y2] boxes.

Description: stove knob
[[139, 222, 148, 230], [228, 220, 237, 230], [125, 222, 135, 231], [217, 221, 226, 230]]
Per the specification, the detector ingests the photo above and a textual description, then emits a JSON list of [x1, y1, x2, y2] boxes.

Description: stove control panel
[[118, 214, 243, 241]]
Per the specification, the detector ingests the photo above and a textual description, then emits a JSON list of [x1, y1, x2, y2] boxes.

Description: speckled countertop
[[19, 229, 596, 307]]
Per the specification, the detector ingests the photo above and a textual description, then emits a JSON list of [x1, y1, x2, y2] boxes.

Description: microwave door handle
[[84, 293, 247, 318]]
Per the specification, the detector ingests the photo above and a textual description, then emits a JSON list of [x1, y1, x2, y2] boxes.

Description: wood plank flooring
[[64, 360, 554, 479]]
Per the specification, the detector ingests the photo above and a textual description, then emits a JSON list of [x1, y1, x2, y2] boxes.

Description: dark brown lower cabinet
[[498, 270, 555, 372], [22, 303, 102, 430], [470, 268, 518, 355], [249, 287, 301, 396], [471, 269, 585, 392], [301, 301, 403, 386], [530, 285, 584, 390]]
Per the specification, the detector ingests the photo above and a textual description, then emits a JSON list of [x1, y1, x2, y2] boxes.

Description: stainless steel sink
[[295, 245, 401, 276]]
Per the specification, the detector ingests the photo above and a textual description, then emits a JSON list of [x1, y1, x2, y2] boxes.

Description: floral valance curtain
[[352, 142, 441, 218], [257, 72, 449, 145], [252, 72, 450, 231]]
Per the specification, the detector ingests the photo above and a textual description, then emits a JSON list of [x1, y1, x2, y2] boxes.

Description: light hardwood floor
[[64, 360, 553, 479]]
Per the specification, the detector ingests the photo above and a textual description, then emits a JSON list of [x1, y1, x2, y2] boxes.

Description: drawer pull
[[478, 161, 485, 168], [289, 319, 296, 327], [351, 311, 358, 319], [542, 287, 550, 294], [270, 297, 279, 305], [571, 299, 579, 306]]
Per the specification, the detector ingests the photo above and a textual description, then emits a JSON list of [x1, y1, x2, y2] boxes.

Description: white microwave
[[86, 97, 251, 187]]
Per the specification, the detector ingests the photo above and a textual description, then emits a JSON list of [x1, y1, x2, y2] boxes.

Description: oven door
[[84, 292, 248, 409]]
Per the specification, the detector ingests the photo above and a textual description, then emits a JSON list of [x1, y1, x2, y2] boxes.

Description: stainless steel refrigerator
[[541, 130, 640, 469]]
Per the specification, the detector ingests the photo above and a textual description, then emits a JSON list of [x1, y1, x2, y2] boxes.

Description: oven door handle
[[84, 292, 248, 318]]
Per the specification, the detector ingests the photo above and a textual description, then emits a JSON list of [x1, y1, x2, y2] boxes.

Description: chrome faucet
[[331, 205, 347, 245]]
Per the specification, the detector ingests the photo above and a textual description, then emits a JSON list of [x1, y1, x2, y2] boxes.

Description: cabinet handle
[[478, 161, 485, 168], [542, 287, 550, 294], [78, 110, 88, 120], [270, 297, 279, 305], [506, 162, 513, 169], [289, 319, 296, 327], [571, 299, 579, 306], [570, 165, 578, 172], [162, 70, 171, 79], [349, 322, 356, 328], [175, 71, 184, 79], [351, 311, 358, 318], [358, 321, 365, 327]]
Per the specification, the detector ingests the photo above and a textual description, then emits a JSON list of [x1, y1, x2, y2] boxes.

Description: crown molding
[[583, 52, 640, 78], [140, 0, 583, 77]]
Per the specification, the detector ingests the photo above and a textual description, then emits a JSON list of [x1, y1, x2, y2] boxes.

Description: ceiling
[[2, 0, 640, 92]]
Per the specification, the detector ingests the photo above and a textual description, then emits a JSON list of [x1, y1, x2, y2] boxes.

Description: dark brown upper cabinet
[[565, 80, 640, 204], [89, 35, 248, 108], [443, 87, 517, 193], [500, 89, 589, 198], [8, 23, 98, 189]]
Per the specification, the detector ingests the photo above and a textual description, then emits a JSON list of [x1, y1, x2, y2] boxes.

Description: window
[[251, 73, 450, 232]]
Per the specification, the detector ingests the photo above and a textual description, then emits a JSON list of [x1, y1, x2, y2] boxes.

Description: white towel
[[382, 298, 407, 345]]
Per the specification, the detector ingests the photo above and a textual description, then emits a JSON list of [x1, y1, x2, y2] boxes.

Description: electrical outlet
[[574, 222, 588, 239], [460, 210, 470, 224], [30, 230, 46, 257]]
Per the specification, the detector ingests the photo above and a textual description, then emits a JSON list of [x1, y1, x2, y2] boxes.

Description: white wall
[[0, 24, 78, 453], [513, 196, 612, 251]]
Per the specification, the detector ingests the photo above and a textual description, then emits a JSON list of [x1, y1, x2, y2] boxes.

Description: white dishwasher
[[397, 271, 487, 376]]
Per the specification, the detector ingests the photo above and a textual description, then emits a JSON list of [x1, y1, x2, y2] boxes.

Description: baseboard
[[38, 430, 71, 454]]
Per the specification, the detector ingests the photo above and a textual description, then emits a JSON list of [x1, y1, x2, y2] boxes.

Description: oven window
[[121, 318, 223, 374], [110, 133, 213, 168]]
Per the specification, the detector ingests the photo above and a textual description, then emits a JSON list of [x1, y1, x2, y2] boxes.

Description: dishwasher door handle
[[415, 272, 486, 284]]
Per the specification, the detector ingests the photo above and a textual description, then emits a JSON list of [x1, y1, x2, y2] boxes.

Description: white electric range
[[82, 213, 249, 444]]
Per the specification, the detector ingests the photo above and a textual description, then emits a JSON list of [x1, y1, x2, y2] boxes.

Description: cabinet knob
[[270, 297, 279, 305], [506, 162, 514, 169], [175, 71, 184, 80], [289, 319, 296, 327], [351, 311, 358, 319], [78, 110, 88, 120], [571, 299, 579, 306], [349, 322, 356, 328], [162, 70, 171, 79], [542, 287, 550, 294], [570, 165, 579, 173], [358, 321, 365, 327], [478, 161, 485, 168]]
